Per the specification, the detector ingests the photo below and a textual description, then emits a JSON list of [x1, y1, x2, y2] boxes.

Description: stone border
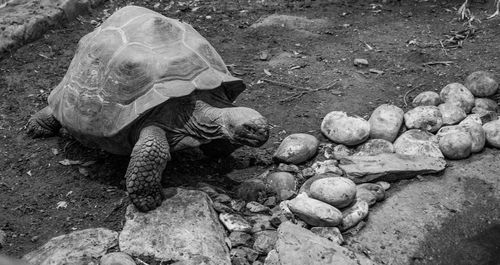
[[0, 0, 106, 58]]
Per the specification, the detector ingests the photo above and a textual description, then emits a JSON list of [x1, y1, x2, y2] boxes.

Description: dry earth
[[0, 0, 499, 264]]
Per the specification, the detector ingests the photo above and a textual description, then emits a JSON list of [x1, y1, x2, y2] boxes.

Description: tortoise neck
[[188, 100, 229, 137]]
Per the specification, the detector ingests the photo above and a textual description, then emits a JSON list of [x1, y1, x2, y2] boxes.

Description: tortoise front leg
[[27, 106, 62, 137], [126, 125, 170, 212]]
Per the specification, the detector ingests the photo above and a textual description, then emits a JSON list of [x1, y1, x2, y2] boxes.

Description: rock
[[483, 120, 500, 148], [263, 196, 277, 208], [404, 106, 443, 132], [328, 144, 354, 159], [464, 71, 499, 97], [301, 167, 316, 178], [219, 213, 252, 233], [197, 184, 219, 198], [436, 125, 473, 159], [309, 177, 357, 208], [412, 91, 441, 107], [357, 183, 385, 201], [246, 201, 270, 213], [247, 214, 274, 233], [298, 173, 341, 196], [310, 227, 344, 245], [229, 232, 253, 248], [473, 98, 498, 113], [368, 104, 404, 142], [355, 188, 376, 206], [462, 114, 483, 125], [273, 133, 319, 164], [354, 58, 369, 67], [438, 103, 466, 125], [310, 159, 342, 175], [236, 179, 267, 202], [100, 252, 135, 265], [215, 193, 232, 203], [287, 193, 342, 227], [253, 230, 278, 254], [263, 249, 280, 265], [321, 111, 370, 146], [231, 200, 248, 212], [393, 129, 443, 158], [277, 163, 300, 173], [440, 83, 475, 113], [213, 202, 233, 213], [459, 118, 486, 153], [265, 172, 297, 201], [242, 247, 259, 262], [338, 153, 447, 183], [23, 228, 118, 265], [354, 139, 395, 156], [275, 222, 376, 265], [376, 181, 391, 190], [119, 189, 230, 264], [339, 200, 369, 231]]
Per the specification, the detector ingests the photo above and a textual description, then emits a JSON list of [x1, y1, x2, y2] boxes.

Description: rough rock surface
[[0, 0, 106, 57], [368, 104, 404, 142], [274, 222, 375, 265], [100, 252, 136, 265], [23, 228, 118, 265], [393, 129, 443, 158], [338, 153, 446, 183], [119, 188, 230, 265]]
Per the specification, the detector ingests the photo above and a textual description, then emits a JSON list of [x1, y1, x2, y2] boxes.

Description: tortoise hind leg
[[126, 125, 170, 212], [27, 106, 62, 138]]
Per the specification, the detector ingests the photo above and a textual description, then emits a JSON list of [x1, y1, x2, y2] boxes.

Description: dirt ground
[[0, 0, 499, 263]]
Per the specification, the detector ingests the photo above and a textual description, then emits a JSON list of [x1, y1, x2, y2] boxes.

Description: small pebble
[[263, 196, 277, 207], [231, 200, 247, 212], [213, 201, 233, 213], [246, 201, 270, 213], [253, 230, 278, 254], [215, 194, 232, 203], [301, 167, 316, 178], [247, 214, 274, 233], [229, 232, 253, 247], [311, 160, 342, 175], [277, 163, 300, 173], [354, 58, 369, 67], [219, 213, 252, 232]]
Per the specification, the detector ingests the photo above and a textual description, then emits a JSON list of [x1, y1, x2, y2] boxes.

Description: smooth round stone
[[298, 173, 341, 196], [393, 129, 444, 158], [438, 103, 466, 125], [375, 181, 391, 191], [338, 200, 369, 232], [266, 172, 297, 201], [436, 126, 472, 160], [321, 111, 370, 146], [355, 188, 376, 206], [100, 252, 136, 265], [309, 177, 356, 209], [368, 104, 404, 142], [354, 139, 395, 156], [404, 106, 443, 132], [465, 71, 499, 97], [287, 193, 342, 227], [483, 120, 500, 148], [412, 91, 441, 107], [357, 183, 385, 201], [273, 133, 319, 164], [459, 118, 486, 153], [440, 83, 475, 113]]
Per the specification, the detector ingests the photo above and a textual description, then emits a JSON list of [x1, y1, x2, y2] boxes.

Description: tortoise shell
[[48, 5, 244, 137]]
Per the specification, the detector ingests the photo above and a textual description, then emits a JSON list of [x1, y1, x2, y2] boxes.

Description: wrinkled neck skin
[[132, 95, 235, 148]]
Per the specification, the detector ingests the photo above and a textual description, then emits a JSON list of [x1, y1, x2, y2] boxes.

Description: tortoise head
[[223, 107, 270, 147]]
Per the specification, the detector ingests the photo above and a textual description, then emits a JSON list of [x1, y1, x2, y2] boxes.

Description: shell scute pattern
[[47, 5, 243, 137]]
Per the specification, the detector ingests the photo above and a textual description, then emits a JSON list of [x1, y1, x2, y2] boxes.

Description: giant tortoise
[[27, 6, 270, 212]]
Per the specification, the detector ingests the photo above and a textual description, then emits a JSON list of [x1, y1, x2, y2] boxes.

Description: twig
[[422, 61, 454, 66], [135, 258, 150, 265], [280, 81, 339, 103], [403, 86, 419, 108], [261, 78, 313, 91], [439, 40, 448, 56]]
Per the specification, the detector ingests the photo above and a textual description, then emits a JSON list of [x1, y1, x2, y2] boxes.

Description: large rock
[[338, 153, 446, 183], [404, 106, 443, 132], [265, 172, 297, 201], [393, 129, 443, 158], [483, 120, 500, 148], [438, 103, 466, 125], [464, 71, 499, 97], [321, 111, 370, 146], [436, 126, 473, 160], [119, 188, 230, 265], [23, 228, 118, 265], [459, 118, 486, 153], [354, 138, 395, 156], [309, 176, 357, 209], [287, 193, 342, 227], [273, 133, 319, 164], [274, 222, 375, 265], [368, 104, 404, 142], [440, 83, 475, 113], [412, 91, 441, 107]]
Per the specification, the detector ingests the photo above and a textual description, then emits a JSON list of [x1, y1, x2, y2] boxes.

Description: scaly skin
[[26, 106, 61, 137], [126, 125, 170, 212]]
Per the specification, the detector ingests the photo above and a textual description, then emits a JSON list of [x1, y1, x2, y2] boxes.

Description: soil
[[0, 0, 499, 264]]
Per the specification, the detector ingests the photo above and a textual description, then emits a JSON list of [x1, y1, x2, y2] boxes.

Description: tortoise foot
[[27, 106, 61, 138], [125, 125, 170, 212]]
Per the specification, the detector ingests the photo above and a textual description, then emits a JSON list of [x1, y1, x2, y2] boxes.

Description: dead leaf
[[56, 201, 68, 209], [59, 159, 82, 166], [263, 69, 272, 76]]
